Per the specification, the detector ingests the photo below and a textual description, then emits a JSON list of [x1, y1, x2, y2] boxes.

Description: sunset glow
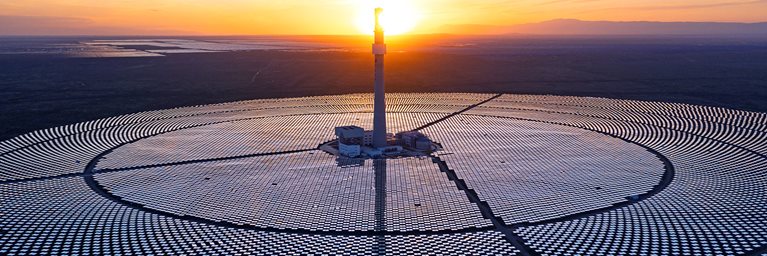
[[354, 0, 422, 35], [0, 0, 765, 35]]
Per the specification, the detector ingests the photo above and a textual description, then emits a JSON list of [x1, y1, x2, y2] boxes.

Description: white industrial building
[[334, 125, 406, 158], [335, 126, 364, 157]]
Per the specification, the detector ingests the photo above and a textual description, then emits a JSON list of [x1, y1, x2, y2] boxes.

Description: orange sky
[[1, 0, 766, 35]]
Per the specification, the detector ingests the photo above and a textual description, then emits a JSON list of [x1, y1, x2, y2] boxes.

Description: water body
[[0, 36, 336, 57]]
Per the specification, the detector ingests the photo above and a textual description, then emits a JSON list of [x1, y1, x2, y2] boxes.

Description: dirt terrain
[[1, 35, 765, 140]]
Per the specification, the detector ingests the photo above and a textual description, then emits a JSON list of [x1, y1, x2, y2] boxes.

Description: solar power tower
[[372, 7, 388, 148], [372, 8, 389, 239]]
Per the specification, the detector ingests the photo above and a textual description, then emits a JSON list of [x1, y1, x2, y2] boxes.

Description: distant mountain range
[[444, 19, 767, 35]]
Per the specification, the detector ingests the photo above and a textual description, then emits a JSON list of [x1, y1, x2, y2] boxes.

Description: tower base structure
[[324, 125, 440, 160]]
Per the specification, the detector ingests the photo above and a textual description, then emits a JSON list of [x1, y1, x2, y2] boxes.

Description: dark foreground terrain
[[1, 35, 766, 140]]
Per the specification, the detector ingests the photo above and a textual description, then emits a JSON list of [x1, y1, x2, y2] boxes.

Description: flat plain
[[1, 35, 765, 140]]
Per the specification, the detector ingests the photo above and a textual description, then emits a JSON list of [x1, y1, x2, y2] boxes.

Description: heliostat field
[[0, 93, 765, 255]]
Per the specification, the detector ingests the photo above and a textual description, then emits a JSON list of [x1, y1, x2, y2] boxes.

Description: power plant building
[[335, 126, 364, 157], [396, 131, 433, 151]]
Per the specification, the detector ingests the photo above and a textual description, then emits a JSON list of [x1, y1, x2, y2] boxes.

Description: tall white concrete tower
[[372, 7, 387, 148]]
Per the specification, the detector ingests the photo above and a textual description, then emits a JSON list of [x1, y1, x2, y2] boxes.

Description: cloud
[[645, 0, 767, 10], [579, 0, 767, 13], [533, 0, 603, 6], [0, 15, 195, 36]]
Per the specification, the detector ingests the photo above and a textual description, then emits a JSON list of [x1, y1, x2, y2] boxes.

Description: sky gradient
[[1, 0, 766, 35]]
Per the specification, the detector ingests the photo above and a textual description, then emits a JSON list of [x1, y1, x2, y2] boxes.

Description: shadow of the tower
[[374, 159, 386, 255]]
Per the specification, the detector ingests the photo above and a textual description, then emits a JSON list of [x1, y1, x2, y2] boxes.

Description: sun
[[354, 0, 422, 35]]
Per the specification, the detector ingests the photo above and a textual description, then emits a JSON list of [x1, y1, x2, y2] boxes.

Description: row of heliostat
[[0, 93, 765, 255]]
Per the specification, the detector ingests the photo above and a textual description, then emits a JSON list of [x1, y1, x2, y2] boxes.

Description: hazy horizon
[[2, 0, 767, 36], [2, 19, 767, 37]]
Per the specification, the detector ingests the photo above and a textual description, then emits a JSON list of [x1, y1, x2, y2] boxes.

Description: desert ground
[[1, 35, 765, 140]]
